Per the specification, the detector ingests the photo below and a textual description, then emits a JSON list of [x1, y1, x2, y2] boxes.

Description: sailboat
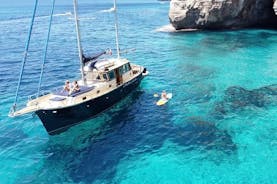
[[9, 0, 148, 135]]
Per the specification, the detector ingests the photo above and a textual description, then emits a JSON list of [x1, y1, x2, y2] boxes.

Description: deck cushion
[[53, 86, 95, 97]]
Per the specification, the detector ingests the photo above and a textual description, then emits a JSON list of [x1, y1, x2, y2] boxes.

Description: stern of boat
[[131, 63, 148, 77]]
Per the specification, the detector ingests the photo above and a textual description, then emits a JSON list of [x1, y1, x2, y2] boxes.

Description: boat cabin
[[83, 58, 133, 86]]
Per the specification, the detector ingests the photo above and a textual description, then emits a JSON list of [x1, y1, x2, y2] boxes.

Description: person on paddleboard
[[161, 90, 168, 100]]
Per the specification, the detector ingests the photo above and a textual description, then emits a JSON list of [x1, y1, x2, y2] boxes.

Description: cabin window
[[103, 73, 108, 80], [120, 63, 131, 74], [119, 66, 124, 75], [108, 70, 115, 80], [122, 65, 127, 74], [127, 63, 131, 71]]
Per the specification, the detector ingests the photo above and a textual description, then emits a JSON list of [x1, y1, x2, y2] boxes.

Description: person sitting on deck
[[70, 81, 80, 94], [63, 80, 71, 92]]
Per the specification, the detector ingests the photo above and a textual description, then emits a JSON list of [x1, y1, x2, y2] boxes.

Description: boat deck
[[11, 64, 143, 117]]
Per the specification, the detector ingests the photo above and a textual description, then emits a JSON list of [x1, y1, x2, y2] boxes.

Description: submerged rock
[[169, 0, 277, 30], [40, 97, 237, 183], [0, 129, 28, 149], [173, 118, 236, 153], [213, 84, 277, 118]]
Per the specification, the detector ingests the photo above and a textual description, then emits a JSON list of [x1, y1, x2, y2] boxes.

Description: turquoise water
[[0, 2, 277, 183]]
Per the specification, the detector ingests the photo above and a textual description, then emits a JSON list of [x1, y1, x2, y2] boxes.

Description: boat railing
[[51, 87, 64, 94], [8, 106, 16, 117], [131, 64, 144, 75], [28, 90, 51, 102], [8, 91, 51, 117]]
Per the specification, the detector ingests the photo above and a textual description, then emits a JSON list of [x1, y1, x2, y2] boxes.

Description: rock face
[[169, 0, 277, 30]]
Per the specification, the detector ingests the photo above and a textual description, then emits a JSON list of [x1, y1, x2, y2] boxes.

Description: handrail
[[29, 90, 51, 101]]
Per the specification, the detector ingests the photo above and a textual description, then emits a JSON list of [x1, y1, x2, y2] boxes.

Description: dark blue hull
[[36, 73, 143, 135]]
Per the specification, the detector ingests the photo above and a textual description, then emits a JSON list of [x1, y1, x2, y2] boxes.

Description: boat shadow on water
[[33, 90, 238, 183]]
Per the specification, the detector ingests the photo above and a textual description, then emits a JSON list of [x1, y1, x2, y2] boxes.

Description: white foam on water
[[0, 12, 73, 25], [53, 12, 72, 17], [155, 24, 176, 32], [68, 17, 96, 21], [99, 7, 115, 13], [155, 24, 198, 33], [36, 12, 73, 19]]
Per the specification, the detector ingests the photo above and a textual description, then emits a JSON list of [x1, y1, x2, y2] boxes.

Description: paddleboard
[[156, 93, 172, 106]]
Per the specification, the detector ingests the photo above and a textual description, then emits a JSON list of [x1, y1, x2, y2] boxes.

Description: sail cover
[[82, 49, 112, 64]]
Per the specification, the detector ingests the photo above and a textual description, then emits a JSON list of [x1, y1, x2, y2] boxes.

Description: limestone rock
[[169, 0, 277, 30]]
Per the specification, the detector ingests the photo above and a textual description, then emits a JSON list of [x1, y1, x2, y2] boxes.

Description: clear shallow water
[[0, 2, 277, 184]]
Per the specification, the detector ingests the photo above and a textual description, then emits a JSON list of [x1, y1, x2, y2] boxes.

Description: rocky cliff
[[169, 0, 277, 30]]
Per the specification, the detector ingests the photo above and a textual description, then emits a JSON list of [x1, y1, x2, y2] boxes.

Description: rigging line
[[37, 0, 56, 97], [11, 0, 39, 113]]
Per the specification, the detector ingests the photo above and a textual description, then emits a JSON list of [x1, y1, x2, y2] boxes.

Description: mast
[[73, 0, 86, 84], [113, 0, 120, 59]]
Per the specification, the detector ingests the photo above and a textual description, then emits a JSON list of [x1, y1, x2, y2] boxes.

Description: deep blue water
[[0, 2, 277, 183]]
